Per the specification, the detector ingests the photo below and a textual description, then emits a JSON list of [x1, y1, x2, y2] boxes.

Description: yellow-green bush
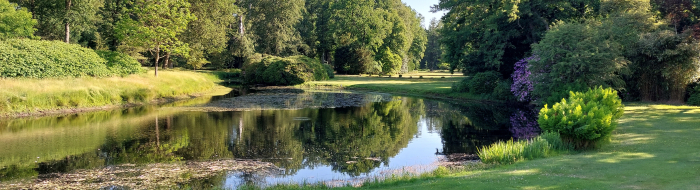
[[0, 39, 142, 79], [538, 87, 624, 149], [242, 55, 333, 86]]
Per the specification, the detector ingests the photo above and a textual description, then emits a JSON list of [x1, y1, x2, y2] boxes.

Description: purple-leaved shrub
[[511, 56, 539, 102]]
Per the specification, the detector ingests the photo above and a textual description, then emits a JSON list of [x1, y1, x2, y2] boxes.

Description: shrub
[[511, 56, 538, 102], [469, 71, 501, 95], [96, 50, 145, 76], [438, 63, 450, 70], [492, 80, 516, 101], [538, 87, 624, 149], [323, 64, 335, 79], [0, 39, 113, 78], [452, 77, 470, 93], [242, 55, 332, 86], [688, 87, 700, 106]]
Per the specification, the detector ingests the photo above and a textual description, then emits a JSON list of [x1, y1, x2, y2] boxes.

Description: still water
[[0, 90, 538, 189]]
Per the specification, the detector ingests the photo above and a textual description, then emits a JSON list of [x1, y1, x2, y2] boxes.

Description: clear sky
[[402, 0, 445, 28]]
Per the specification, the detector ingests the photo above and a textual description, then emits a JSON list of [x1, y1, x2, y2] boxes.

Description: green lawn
[[301, 71, 484, 100], [345, 104, 700, 189]]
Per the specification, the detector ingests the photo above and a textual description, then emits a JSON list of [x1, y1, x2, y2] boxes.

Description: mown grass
[[300, 71, 484, 101], [0, 69, 222, 116]]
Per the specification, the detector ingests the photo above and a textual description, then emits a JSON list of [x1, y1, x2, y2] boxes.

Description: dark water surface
[[0, 91, 537, 189]]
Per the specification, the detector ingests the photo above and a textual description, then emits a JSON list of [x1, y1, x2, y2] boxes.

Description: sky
[[401, 0, 445, 28]]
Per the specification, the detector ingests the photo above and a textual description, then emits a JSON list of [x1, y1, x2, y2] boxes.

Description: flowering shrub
[[511, 56, 538, 102]]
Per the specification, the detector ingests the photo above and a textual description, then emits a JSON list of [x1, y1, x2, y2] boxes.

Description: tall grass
[[0, 69, 221, 116], [478, 132, 571, 164]]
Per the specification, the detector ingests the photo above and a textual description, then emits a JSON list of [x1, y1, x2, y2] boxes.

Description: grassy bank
[[0, 69, 222, 117], [299, 104, 698, 189], [300, 71, 485, 101]]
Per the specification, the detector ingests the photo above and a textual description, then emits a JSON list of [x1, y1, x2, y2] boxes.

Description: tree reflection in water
[[0, 92, 536, 187]]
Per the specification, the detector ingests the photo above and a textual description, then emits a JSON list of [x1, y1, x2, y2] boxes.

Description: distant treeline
[[436, 0, 700, 104], [1, 0, 428, 77]]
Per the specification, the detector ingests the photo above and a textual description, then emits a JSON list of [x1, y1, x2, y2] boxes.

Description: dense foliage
[[538, 87, 624, 149], [435, 0, 599, 76], [0, 39, 113, 78], [420, 18, 442, 70], [688, 88, 700, 106], [115, 0, 196, 76], [95, 50, 145, 76], [511, 56, 537, 102], [0, 0, 36, 40], [468, 71, 502, 95], [243, 55, 333, 86]]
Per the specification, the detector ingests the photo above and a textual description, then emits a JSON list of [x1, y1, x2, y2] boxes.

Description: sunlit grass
[[300, 71, 483, 100], [0, 69, 221, 116]]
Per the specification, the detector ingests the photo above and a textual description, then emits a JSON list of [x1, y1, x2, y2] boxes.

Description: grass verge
[[0, 69, 223, 117], [299, 71, 486, 101]]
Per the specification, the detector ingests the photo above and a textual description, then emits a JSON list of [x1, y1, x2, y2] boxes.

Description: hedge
[[0, 39, 143, 79]]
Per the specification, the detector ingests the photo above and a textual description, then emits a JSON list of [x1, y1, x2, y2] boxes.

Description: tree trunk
[[239, 15, 245, 35], [65, 0, 72, 43], [163, 52, 170, 69], [154, 48, 160, 77]]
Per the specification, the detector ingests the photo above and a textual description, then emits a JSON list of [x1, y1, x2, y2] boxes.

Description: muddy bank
[[1, 159, 279, 190], [438, 153, 481, 168], [181, 88, 393, 112]]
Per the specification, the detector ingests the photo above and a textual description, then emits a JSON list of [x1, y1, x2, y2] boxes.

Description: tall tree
[[116, 0, 196, 76], [11, 0, 102, 43], [180, 0, 237, 69], [98, 0, 132, 50], [434, 0, 599, 76], [421, 18, 442, 70], [242, 0, 305, 56], [0, 0, 37, 39]]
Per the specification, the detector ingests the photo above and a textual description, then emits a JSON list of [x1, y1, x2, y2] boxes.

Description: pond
[[0, 89, 539, 189]]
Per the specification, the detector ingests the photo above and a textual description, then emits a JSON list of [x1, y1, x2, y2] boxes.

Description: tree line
[[2, 0, 428, 76], [435, 0, 700, 104]]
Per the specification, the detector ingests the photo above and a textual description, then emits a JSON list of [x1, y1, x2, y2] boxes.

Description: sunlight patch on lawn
[[503, 169, 540, 175], [596, 152, 655, 163]]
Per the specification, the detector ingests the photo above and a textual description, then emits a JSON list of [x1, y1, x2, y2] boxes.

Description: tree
[[434, 0, 599, 76], [0, 0, 37, 39], [180, 0, 237, 69], [529, 0, 661, 104], [421, 18, 442, 70], [11, 0, 102, 43], [97, 0, 132, 51], [116, 0, 196, 76], [241, 0, 305, 56]]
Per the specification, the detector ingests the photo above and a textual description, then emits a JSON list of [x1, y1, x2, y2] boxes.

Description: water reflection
[[0, 92, 538, 188]]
